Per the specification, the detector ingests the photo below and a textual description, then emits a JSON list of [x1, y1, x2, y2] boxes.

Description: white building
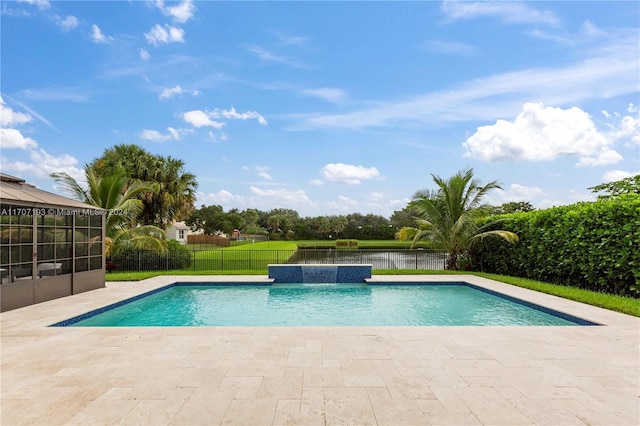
[[166, 221, 202, 244]]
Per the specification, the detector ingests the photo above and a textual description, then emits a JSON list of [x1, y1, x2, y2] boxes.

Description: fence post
[[221, 250, 224, 271], [193, 250, 196, 271]]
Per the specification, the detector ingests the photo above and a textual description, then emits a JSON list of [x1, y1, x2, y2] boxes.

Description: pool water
[[56, 283, 595, 327]]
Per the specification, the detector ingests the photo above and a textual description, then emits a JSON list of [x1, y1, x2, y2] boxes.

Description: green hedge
[[112, 240, 192, 271], [479, 194, 640, 297]]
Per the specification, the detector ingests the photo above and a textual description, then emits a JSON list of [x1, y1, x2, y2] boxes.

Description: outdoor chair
[[12, 267, 33, 282]]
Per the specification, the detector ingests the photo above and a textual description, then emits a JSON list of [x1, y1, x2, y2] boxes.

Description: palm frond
[[49, 171, 89, 202]]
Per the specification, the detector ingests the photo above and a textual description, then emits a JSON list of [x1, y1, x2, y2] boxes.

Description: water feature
[[268, 264, 372, 283], [301, 265, 338, 283]]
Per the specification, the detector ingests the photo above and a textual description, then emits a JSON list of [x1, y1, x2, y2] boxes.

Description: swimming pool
[[52, 282, 597, 327]]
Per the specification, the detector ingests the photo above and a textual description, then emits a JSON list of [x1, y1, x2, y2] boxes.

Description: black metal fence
[[111, 249, 448, 272]]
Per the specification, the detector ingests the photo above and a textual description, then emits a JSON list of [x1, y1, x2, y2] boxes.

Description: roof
[[0, 174, 101, 210], [169, 221, 191, 230]]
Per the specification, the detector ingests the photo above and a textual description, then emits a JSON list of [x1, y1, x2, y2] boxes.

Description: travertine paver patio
[[1, 275, 638, 425]]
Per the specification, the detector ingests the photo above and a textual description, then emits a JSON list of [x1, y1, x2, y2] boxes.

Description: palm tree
[[50, 166, 167, 257], [91, 145, 198, 229], [396, 167, 518, 270]]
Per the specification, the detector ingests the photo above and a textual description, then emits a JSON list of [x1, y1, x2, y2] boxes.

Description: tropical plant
[[91, 144, 198, 229], [396, 167, 519, 270], [50, 166, 167, 257]]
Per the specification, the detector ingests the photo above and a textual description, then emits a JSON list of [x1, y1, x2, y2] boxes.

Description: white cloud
[[154, 0, 196, 23], [56, 15, 78, 31], [144, 24, 185, 46], [159, 85, 199, 100], [302, 88, 346, 103], [139, 48, 150, 60], [321, 163, 382, 185], [529, 20, 607, 46], [576, 149, 623, 167], [463, 103, 622, 167], [270, 31, 308, 46], [309, 179, 324, 186], [367, 192, 386, 202], [210, 107, 267, 125], [441, 1, 559, 26], [2, 148, 82, 180], [602, 170, 635, 182], [91, 24, 112, 44], [0, 97, 83, 181], [0, 97, 32, 126], [244, 45, 308, 69], [246, 166, 272, 180], [326, 195, 359, 212], [207, 131, 228, 142], [183, 110, 225, 128], [0, 128, 38, 150], [140, 129, 170, 142], [200, 189, 245, 206], [17, 87, 90, 103], [604, 112, 640, 146], [501, 184, 544, 202], [250, 186, 311, 204], [140, 127, 190, 141], [167, 127, 181, 140], [17, 0, 50, 10]]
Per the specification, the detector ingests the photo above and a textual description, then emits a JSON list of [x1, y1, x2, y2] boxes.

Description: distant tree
[[238, 209, 262, 233], [390, 207, 419, 230], [588, 174, 640, 199], [490, 201, 535, 215], [186, 205, 227, 235], [327, 215, 348, 239], [396, 167, 519, 270], [266, 214, 283, 234]]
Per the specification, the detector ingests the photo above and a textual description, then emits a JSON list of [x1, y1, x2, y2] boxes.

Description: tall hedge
[[112, 240, 192, 271], [479, 194, 640, 296]]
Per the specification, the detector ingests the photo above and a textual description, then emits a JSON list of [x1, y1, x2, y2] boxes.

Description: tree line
[[186, 206, 408, 241]]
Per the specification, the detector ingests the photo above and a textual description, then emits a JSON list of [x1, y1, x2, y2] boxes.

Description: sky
[[1, 0, 639, 218]]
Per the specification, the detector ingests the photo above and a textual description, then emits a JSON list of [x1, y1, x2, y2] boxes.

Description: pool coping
[[2, 275, 638, 425]]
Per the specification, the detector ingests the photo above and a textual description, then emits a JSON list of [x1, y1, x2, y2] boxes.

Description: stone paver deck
[[1, 275, 638, 425]]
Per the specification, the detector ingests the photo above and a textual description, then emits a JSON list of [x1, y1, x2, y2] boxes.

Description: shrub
[[336, 239, 358, 249], [478, 194, 640, 297], [112, 240, 192, 271]]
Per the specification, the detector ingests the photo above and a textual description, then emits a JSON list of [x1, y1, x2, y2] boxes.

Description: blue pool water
[[53, 283, 596, 327]]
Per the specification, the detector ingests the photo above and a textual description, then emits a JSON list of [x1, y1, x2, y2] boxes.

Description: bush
[[112, 240, 192, 271], [336, 239, 358, 249], [479, 194, 640, 297]]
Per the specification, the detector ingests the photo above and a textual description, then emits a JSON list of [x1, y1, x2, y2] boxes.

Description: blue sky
[[2, 0, 639, 218]]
